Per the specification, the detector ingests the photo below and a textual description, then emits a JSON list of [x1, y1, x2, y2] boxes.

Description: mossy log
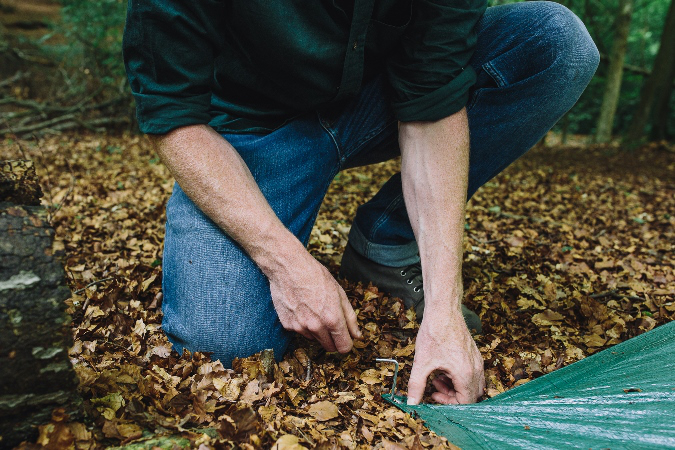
[[0, 160, 79, 448]]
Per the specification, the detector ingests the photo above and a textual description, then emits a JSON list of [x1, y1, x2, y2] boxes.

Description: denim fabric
[[161, 1, 599, 366]]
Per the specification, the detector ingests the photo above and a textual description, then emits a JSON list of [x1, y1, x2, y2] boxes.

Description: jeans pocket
[[482, 61, 509, 88]]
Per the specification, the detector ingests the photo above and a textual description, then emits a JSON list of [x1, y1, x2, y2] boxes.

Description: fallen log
[[0, 160, 80, 448]]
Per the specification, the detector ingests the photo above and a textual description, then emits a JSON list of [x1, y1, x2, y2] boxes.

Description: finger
[[297, 329, 315, 341], [436, 373, 453, 387], [407, 364, 431, 405], [479, 372, 486, 396], [438, 368, 476, 404], [310, 327, 338, 353], [340, 292, 362, 339], [330, 327, 353, 353], [431, 377, 455, 396], [322, 304, 353, 353], [431, 391, 460, 405], [453, 378, 479, 404]]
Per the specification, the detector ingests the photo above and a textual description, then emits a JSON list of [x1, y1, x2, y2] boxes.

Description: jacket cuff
[[133, 92, 212, 134], [393, 67, 476, 122]]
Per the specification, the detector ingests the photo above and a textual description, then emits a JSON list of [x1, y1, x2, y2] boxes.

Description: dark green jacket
[[123, 0, 487, 135]]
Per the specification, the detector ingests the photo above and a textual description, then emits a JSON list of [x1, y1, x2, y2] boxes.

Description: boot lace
[[400, 263, 423, 293]]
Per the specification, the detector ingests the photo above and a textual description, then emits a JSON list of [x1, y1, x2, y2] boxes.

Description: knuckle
[[305, 319, 322, 333], [325, 316, 341, 330]]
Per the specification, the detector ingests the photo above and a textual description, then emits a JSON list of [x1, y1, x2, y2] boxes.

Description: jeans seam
[[317, 111, 343, 161], [483, 61, 507, 87], [341, 119, 397, 166]]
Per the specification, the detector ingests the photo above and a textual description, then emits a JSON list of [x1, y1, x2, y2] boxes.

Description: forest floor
[[5, 133, 674, 449]]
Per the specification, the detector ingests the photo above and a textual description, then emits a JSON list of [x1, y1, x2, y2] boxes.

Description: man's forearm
[[399, 109, 470, 318], [152, 124, 306, 275], [401, 108, 484, 405], [152, 124, 360, 352]]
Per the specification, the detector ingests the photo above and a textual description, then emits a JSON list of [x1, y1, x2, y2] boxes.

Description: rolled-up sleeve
[[387, 0, 487, 122], [123, 0, 226, 134]]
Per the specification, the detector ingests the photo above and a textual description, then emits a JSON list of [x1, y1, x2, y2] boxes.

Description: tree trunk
[[626, 0, 675, 142], [595, 0, 633, 143], [650, 41, 675, 141], [0, 160, 80, 448]]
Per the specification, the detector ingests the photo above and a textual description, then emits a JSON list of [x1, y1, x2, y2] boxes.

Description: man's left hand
[[406, 309, 485, 405]]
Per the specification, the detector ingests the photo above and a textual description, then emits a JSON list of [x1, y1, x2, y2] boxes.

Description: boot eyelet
[[413, 286, 421, 292], [406, 279, 413, 285], [400, 270, 407, 276]]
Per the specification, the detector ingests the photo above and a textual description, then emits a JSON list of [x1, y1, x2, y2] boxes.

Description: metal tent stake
[[375, 358, 400, 398]]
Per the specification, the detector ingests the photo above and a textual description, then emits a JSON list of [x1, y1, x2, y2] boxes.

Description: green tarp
[[384, 321, 675, 449]]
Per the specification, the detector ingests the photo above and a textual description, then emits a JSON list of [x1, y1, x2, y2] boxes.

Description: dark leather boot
[[339, 244, 482, 334]]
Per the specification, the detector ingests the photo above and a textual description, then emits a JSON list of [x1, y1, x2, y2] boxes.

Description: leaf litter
[[4, 135, 673, 449]]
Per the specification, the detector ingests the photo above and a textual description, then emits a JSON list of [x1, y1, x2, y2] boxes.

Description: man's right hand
[[267, 248, 361, 353]]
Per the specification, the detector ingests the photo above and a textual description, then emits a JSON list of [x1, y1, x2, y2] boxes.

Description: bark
[[626, 0, 675, 142], [595, 0, 633, 143], [0, 160, 79, 448], [598, 52, 675, 84], [650, 44, 675, 141]]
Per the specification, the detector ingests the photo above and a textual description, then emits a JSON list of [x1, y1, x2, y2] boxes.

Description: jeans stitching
[[317, 111, 343, 161], [342, 119, 397, 165], [483, 61, 507, 87]]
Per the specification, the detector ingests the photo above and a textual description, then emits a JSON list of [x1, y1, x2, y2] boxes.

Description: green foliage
[[491, 0, 673, 140], [55, 0, 127, 92]]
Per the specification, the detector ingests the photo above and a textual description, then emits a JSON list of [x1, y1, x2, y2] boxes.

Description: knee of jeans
[[163, 311, 292, 369], [160, 260, 292, 367], [537, 2, 600, 86]]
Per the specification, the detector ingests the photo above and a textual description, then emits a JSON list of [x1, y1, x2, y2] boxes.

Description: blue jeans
[[161, 1, 599, 366]]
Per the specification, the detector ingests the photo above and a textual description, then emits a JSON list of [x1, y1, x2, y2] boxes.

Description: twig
[[7, 45, 53, 65], [590, 289, 645, 302], [590, 290, 618, 299], [0, 93, 119, 116], [33, 116, 130, 137], [293, 424, 315, 447], [74, 277, 117, 295], [481, 268, 493, 284], [599, 52, 675, 87], [1, 115, 129, 136], [0, 71, 30, 89], [305, 360, 312, 382], [469, 234, 501, 244], [0, 113, 77, 134]]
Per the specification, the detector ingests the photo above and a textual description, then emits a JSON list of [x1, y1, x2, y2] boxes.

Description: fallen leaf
[[272, 434, 306, 450], [307, 401, 339, 421], [532, 310, 564, 326]]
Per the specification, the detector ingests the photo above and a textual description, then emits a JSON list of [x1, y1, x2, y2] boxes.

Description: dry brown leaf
[[307, 401, 339, 421], [532, 310, 565, 326], [12, 132, 672, 449], [272, 434, 307, 450]]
